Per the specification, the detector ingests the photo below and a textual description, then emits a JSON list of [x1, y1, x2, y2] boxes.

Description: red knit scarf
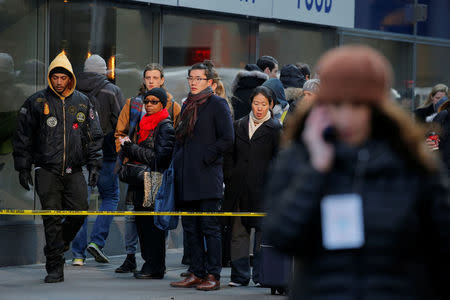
[[137, 109, 169, 144]]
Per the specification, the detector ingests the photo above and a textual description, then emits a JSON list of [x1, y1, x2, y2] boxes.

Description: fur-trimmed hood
[[231, 69, 268, 94], [285, 87, 304, 105]]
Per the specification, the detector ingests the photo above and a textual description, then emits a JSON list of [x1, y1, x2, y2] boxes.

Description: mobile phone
[[322, 126, 337, 144]]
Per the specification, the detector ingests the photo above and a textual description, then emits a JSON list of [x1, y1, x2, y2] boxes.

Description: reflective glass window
[[354, 0, 415, 35], [342, 35, 414, 110], [415, 44, 450, 106], [0, 0, 45, 223], [163, 13, 252, 102], [259, 23, 337, 74], [417, 0, 450, 40]]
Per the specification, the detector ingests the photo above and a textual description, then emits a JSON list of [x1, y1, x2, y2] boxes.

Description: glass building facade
[[0, 0, 449, 265]]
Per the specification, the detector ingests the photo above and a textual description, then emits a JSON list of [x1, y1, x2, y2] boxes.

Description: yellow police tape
[[0, 209, 266, 217]]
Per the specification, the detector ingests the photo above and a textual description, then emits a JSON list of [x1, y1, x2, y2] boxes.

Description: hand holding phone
[[302, 106, 335, 173], [119, 136, 131, 146]]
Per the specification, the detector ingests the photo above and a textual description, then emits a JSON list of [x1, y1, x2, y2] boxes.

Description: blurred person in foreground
[[264, 45, 450, 300]]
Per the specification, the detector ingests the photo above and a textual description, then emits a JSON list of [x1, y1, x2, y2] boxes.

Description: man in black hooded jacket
[[13, 52, 103, 283], [71, 54, 125, 266]]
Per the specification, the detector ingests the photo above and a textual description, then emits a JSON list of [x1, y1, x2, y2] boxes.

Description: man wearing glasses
[[170, 61, 234, 291]]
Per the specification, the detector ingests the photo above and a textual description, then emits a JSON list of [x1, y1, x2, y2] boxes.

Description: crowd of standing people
[[11, 45, 449, 299]]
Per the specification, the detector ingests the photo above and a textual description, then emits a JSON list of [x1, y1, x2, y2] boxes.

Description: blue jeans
[[72, 161, 120, 259], [125, 203, 138, 254]]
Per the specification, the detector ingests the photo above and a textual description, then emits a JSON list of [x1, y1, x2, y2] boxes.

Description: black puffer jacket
[[414, 104, 435, 123], [264, 140, 450, 300], [231, 69, 268, 120], [77, 72, 125, 161], [122, 118, 175, 172]]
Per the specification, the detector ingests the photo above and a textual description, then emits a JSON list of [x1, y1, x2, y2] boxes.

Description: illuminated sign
[[131, 0, 355, 28], [273, 0, 355, 28], [178, 0, 272, 18]]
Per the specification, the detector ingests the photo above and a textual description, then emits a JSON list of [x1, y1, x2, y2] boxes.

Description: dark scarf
[[176, 86, 213, 141]]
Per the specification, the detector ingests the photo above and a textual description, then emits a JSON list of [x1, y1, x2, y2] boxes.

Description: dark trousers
[[129, 185, 166, 275], [181, 199, 222, 279], [35, 168, 88, 271], [230, 217, 262, 285]]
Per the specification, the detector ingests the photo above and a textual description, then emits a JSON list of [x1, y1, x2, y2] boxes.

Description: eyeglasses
[[143, 100, 160, 105], [187, 77, 208, 83]]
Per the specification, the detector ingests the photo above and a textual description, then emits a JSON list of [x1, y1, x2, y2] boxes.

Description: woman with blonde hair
[[264, 45, 450, 300], [414, 83, 449, 123], [207, 61, 234, 119]]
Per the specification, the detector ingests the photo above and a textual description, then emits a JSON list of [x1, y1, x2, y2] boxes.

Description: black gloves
[[88, 167, 100, 187], [122, 141, 138, 156], [19, 169, 33, 191]]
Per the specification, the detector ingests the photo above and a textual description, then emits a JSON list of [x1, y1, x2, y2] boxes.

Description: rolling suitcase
[[259, 243, 293, 295]]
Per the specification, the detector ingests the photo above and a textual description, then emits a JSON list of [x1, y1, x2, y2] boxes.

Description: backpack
[[128, 95, 144, 139]]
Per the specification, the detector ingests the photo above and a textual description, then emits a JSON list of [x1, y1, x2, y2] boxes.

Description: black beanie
[[280, 64, 306, 88], [144, 88, 168, 108], [49, 67, 73, 78]]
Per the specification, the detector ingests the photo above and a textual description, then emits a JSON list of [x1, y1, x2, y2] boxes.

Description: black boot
[[45, 261, 64, 283], [115, 254, 136, 273]]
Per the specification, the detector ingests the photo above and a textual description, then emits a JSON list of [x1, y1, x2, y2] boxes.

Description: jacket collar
[[236, 115, 278, 142]]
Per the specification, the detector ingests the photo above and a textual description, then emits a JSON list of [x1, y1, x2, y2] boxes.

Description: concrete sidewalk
[[0, 249, 286, 300]]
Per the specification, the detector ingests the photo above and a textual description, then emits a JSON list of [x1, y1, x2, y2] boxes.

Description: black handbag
[[118, 163, 150, 186], [118, 122, 163, 188]]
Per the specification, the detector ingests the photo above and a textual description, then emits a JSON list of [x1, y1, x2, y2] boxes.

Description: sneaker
[[228, 281, 244, 287], [254, 282, 262, 287], [86, 242, 109, 263], [72, 258, 85, 266]]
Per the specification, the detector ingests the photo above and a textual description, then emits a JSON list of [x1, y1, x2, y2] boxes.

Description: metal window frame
[[338, 23, 450, 110]]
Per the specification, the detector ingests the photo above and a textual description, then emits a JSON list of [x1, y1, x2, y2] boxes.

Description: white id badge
[[320, 194, 365, 250]]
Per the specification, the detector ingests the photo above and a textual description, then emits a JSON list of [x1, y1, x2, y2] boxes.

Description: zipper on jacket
[[62, 99, 66, 176], [352, 148, 370, 193]]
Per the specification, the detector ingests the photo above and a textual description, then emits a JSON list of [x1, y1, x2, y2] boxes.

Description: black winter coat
[[122, 118, 175, 172], [13, 87, 103, 175], [223, 115, 281, 228], [77, 72, 125, 161], [173, 94, 234, 202], [264, 140, 450, 300], [430, 109, 450, 171], [414, 104, 435, 123], [231, 70, 268, 120]]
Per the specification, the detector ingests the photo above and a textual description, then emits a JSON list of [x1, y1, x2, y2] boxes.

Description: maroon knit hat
[[316, 45, 393, 104]]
